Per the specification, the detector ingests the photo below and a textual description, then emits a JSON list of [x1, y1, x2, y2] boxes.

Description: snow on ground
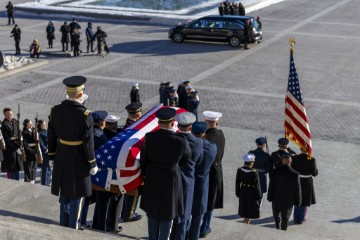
[[16, 0, 288, 20], [0, 55, 34, 73]]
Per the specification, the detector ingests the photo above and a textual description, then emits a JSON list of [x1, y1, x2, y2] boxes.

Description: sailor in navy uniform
[[291, 147, 318, 224], [48, 76, 99, 230], [130, 82, 140, 103], [249, 137, 271, 195], [103, 115, 121, 139], [235, 154, 262, 224]]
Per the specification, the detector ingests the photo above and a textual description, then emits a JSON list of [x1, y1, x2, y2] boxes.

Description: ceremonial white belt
[[28, 143, 36, 147], [299, 174, 312, 178]]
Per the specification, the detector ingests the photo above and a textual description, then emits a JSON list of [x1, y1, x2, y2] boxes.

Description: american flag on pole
[[91, 105, 187, 194], [284, 38, 312, 157]]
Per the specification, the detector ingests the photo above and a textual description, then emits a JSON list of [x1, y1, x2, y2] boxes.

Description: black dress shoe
[[111, 226, 123, 233], [199, 229, 211, 238], [124, 213, 142, 222]]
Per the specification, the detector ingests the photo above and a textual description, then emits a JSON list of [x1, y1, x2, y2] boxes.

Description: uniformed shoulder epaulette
[[84, 110, 91, 116]]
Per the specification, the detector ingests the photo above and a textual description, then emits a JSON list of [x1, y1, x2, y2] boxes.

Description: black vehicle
[[168, 15, 262, 47]]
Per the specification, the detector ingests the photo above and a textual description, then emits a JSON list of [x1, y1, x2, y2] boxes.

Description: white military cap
[[105, 115, 120, 123], [131, 82, 139, 87], [175, 112, 196, 126], [243, 153, 255, 162], [203, 111, 222, 121], [178, 80, 185, 85], [185, 85, 192, 90]]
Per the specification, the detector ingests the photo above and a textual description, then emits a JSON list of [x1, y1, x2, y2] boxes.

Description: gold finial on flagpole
[[289, 37, 296, 54]]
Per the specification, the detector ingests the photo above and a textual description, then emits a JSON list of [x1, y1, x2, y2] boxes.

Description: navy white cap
[[105, 115, 120, 123], [243, 153, 255, 162], [131, 82, 139, 87], [203, 111, 222, 121], [175, 112, 196, 126]]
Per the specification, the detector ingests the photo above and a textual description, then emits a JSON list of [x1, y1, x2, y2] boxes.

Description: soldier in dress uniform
[[178, 80, 190, 109], [235, 153, 262, 224], [1, 108, 21, 180], [269, 138, 296, 177], [140, 108, 191, 240], [130, 82, 140, 103], [168, 88, 178, 107], [186, 90, 200, 121], [249, 137, 271, 195], [267, 153, 301, 231], [200, 111, 225, 238], [123, 102, 142, 129], [188, 122, 217, 240], [291, 147, 318, 224], [22, 119, 37, 183], [121, 102, 143, 222], [48, 76, 99, 230], [163, 84, 174, 106], [172, 112, 203, 240], [159, 81, 166, 104]]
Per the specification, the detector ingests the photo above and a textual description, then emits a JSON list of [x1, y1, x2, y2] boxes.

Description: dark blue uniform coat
[[48, 100, 96, 199], [176, 132, 203, 223], [192, 139, 217, 216], [249, 148, 271, 193], [1, 119, 21, 172], [140, 129, 191, 220]]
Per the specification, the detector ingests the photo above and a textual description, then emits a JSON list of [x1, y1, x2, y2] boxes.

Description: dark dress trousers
[[291, 153, 318, 206], [140, 129, 191, 220], [48, 100, 96, 199], [22, 128, 37, 182], [249, 148, 271, 194], [205, 128, 226, 210], [267, 165, 301, 230], [235, 166, 262, 218]]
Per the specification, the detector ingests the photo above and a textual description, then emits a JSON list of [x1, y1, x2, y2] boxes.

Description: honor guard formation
[[0, 2, 320, 240]]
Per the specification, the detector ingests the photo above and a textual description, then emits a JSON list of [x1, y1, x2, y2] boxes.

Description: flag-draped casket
[[91, 105, 187, 193]]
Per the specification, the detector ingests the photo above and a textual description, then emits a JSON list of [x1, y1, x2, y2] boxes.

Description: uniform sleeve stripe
[[88, 159, 96, 163], [48, 152, 56, 156]]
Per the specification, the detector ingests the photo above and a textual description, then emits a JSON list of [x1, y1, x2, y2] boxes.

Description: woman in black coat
[[22, 119, 37, 183], [236, 153, 262, 224]]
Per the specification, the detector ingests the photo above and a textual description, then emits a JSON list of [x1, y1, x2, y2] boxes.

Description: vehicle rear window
[[223, 21, 244, 29]]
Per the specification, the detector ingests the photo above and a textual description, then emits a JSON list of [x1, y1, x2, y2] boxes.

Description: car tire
[[229, 36, 240, 48], [173, 32, 184, 43]]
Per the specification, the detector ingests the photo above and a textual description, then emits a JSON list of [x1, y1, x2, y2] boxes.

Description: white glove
[[90, 166, 99, 175], [16, 148, 22, 155], [49, 160, 54, 168]]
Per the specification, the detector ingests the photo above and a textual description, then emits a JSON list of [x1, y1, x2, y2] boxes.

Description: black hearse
[[168, 15, 262, 47]]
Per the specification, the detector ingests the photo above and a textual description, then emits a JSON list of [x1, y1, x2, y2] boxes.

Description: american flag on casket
[[91, 104, 187, 194]]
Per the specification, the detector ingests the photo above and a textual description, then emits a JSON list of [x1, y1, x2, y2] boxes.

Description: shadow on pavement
[[110, 39, 237, 56], [332, 216, 360, 224], [216, 214, 239, 221], [0, 209, 58, 225]]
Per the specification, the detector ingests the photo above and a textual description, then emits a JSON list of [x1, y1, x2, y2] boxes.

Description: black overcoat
[[267, 165, 301, 208], [48, 100, 96, 199], [205, 128, 225, 210], [140, 129, 191, 220], [130, 88, 140, 103], [22, 128, 36, 162], [249, 148, 271, 193], [192, 139, 216, 216], [235, 166, 262, 218], [60, 24, 70, 43], [1, 119, 21, 172], [291, 153, 318, 206]]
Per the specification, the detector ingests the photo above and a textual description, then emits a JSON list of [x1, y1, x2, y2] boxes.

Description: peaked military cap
[[156, 108, 176, 123], [131, 82, 139, 87], [183, 80, 190, 85], [243, 153, 256, 162], [160, 81, 166, 86], [282, 152, 292, 158], [170, 88, 176, 93], [191, 121, 207, 135], [203, 111, 222, 121], [125, 102, 142, 114], [175, 112, 196, 126], [92, 110, 108, 122], [63, 76, 86, 92], [255, 137, 266, 145], [164, 81, 171, 86], [278, 137, 289, 145]]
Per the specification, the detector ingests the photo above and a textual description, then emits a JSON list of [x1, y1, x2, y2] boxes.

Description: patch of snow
[[0, 55, 34, 73]]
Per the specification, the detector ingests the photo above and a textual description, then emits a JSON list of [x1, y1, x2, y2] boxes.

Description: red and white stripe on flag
[[284, 49, 312, 157]]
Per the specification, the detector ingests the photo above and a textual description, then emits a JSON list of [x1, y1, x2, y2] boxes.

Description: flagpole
[[286, 37, 297, 138]]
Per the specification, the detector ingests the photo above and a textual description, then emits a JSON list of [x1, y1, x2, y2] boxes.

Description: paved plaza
[[0, 0, 359, 239]]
